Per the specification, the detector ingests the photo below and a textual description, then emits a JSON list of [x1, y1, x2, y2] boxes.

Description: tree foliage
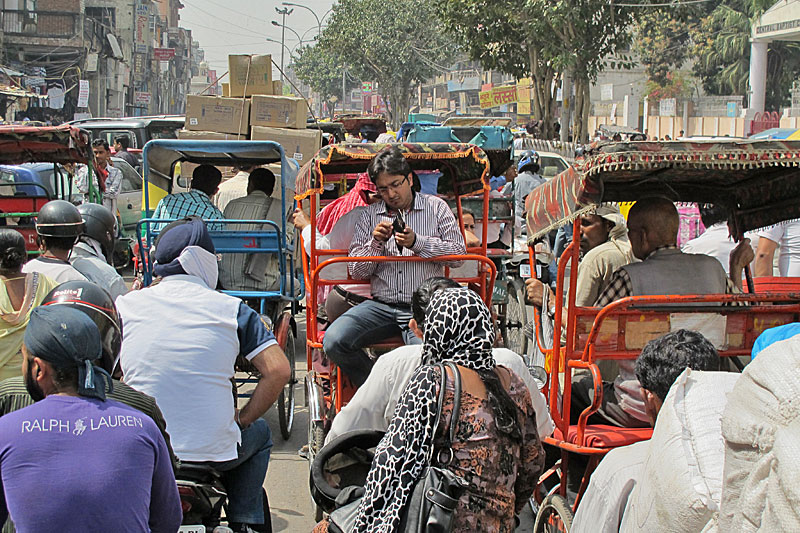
[[691, 0, 800, 109], [293, 45, 356, 119], [317, 0, 456, 127], [635, 11, 695, 87]]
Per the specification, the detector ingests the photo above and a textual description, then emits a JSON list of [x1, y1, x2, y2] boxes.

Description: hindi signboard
[[134, 92, 152, 105], [77, 80, 90, 108], [361, 81, 373, 93], [479, 85, 519, 110], [154, 48, 175, 61]]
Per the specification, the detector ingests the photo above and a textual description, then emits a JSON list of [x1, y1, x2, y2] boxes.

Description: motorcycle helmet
[[517, 150, 540, 174], [41, 281, 122, 373], [77, 203, 117, 262], [310, 429, 385, 514], [35, 200, 84, 238]]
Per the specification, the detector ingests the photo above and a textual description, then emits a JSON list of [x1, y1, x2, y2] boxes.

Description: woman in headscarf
[[0, 229, 58, 380], [350, 287, 544, 532], [315, 173, 377, 236]]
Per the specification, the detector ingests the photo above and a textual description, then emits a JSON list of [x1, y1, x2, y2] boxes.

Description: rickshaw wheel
[[502, 278, 528, 355], [533, 493, 573, 533], [278, 327, 296, 440]]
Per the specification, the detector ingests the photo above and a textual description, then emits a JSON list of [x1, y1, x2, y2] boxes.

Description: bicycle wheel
[[533, 493, 574, 533], [503, 278, 528, 355], [277, 327, 296, 440]]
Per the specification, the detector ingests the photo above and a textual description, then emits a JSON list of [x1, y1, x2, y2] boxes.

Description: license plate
[[520, 264, 532, 278], [178, 526, 205, 533]]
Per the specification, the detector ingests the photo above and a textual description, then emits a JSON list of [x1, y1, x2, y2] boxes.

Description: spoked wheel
[[533, 493, 574, 533], [277, 327, 296, 440], [502, 278, 528, 355], [307, 418, 326, 522]]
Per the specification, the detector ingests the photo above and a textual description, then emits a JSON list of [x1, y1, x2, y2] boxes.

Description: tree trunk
[[527, 44, 556, 139], [560, 70, 572, 142], [573, 75, 591, 143]]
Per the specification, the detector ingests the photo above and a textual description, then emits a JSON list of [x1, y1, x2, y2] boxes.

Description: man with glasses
[[322, 146, 467, 387]]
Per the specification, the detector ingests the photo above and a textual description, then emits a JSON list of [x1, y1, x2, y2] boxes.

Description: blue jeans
[[209, 418, 273, 524], [323, 299, 421, 386]]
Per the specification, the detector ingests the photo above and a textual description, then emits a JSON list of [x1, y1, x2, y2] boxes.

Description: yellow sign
[[479, 85, 519, 109]]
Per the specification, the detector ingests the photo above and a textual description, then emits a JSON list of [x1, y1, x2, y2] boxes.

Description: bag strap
[[433, 361, 462, 465]]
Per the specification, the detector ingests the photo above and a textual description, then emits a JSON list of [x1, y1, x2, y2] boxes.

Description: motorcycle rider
[[71, 203, 127, 299], [22, 200, 88, 283], [115, 216, 290, 533], [0, 280, 177, 468]]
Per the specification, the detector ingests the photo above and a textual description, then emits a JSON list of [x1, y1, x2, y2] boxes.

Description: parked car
[[68, 116, 184, 150], [537, 152, 570, 179]]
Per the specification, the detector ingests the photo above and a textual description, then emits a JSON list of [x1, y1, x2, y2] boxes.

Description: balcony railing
[[1, 9, 79, 39]]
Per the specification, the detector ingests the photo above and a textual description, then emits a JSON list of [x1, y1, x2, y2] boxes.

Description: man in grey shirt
[[70, 204, 127, 300]]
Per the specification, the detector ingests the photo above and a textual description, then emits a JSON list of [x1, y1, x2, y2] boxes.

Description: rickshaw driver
[[572, 197, 754, 429], [323, 146, 467, 387]]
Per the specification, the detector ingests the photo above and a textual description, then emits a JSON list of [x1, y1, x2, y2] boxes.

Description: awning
[[0, 85, 47, 99], [525, 140, 800, 240]]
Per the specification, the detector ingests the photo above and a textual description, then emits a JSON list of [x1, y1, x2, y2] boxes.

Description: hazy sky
[[180, 0, 336, 79]]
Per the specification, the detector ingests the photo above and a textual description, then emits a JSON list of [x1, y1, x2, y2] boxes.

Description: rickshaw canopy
[[0, 124, 91, 165], [526, 140, 800, 240], [336, 116, 387, 136], [442, 116, 514, 127], [294, 142, 491, 201], [141, 139, 299, 213]]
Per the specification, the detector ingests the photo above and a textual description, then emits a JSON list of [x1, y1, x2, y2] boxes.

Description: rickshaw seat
[[551, 424, 653, 449], [753, 276, 800, 293], [315, 330, 405, 350]]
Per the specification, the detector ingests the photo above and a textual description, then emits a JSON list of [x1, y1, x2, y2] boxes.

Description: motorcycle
[[176, 463, 273, 533]]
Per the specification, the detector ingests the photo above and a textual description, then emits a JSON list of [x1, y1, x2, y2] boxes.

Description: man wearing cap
[[526, 205, 634, 311], [115, 216, 290, 533], [0, 305, 181, 532]]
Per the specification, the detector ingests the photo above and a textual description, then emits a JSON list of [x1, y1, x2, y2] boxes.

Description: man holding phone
[[323, 146, 467, 386]]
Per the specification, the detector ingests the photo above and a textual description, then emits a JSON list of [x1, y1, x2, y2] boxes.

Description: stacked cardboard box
[[183, 54, 322, 162]]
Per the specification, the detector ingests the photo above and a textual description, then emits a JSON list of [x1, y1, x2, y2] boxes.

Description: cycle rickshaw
[[136, 139, 303, 439], [0, 124, 95, 254], [524, 139, 800, 531], [294, 142, 501, 463]]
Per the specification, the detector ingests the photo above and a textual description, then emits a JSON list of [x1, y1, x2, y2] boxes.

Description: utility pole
[[274, 6, 293, 82]]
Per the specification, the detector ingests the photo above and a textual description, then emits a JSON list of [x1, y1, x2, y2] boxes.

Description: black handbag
[[328, 362, 467, 533]]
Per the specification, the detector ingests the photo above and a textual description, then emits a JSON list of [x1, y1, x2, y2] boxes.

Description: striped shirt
[[349, 192, 466, 305], [151, 190, 224, 231], [219, 190, 280, 291], [0, 376, 177, 471]]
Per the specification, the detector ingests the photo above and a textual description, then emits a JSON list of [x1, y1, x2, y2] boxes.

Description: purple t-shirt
[[0, 395, 181, 533]]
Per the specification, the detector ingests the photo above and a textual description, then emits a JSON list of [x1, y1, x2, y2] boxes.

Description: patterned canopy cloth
[[526, 140, 800, 241], [294, 142, 491, 201], [0, 124, 91, 165]]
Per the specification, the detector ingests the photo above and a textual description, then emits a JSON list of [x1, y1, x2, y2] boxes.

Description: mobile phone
[[392, 211, 406, 251]]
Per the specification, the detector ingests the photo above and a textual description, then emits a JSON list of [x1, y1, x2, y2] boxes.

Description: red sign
[[154, 48, 175, 61]]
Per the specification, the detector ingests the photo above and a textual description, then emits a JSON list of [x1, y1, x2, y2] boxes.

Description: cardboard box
[[251, 126, 322, 164], [221, 83, 230, 97], [185, 95, 250, 135], [177, 129, 246, 140], [228, 54, 273, 97], [250, 95, 307, 129], [273, 80, 283, 95]]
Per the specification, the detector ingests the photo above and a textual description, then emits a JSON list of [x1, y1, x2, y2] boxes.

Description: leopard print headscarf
[[353, 288, 495, 532]]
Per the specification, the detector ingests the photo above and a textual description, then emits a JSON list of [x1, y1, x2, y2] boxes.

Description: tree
[[293, 45, 356, 120], [635, 11, 696, 87], [691, 0, 800, 109], [317, 0, 456, 127], [437, 0, 561, 138]]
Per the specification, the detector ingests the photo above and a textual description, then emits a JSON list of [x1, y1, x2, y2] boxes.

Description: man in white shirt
[[218, 169, 280, 292], [75, 140, 123, 215], [572, 330, 721, 533], [116, 216, 290, 532], [22, 200, 88, 283], [216, 164, 257, 213], [683, 204, 757, 275], [71, 203, 127, 299], [326, 277, 554, 444], [755, 219, 800, 277]]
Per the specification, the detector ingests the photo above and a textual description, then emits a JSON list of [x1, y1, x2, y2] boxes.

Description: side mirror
[[176, 176, 189, 188]]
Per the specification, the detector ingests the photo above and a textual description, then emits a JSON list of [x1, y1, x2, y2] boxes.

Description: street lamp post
[[274, 6, 293, 82]]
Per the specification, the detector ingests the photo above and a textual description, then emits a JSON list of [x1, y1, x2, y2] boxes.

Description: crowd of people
[[2, 140, 800, 533]]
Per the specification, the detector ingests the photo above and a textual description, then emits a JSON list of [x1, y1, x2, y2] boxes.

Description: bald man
[[571, 197, 753, 428]]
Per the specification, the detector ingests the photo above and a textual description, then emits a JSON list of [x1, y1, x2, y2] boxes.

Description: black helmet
[[77, 203, 116, 261], [517, 150, 540, 174], [310, 430, 385, 513], [35, 200, 84, 238], [41, 281, 123, 373]]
